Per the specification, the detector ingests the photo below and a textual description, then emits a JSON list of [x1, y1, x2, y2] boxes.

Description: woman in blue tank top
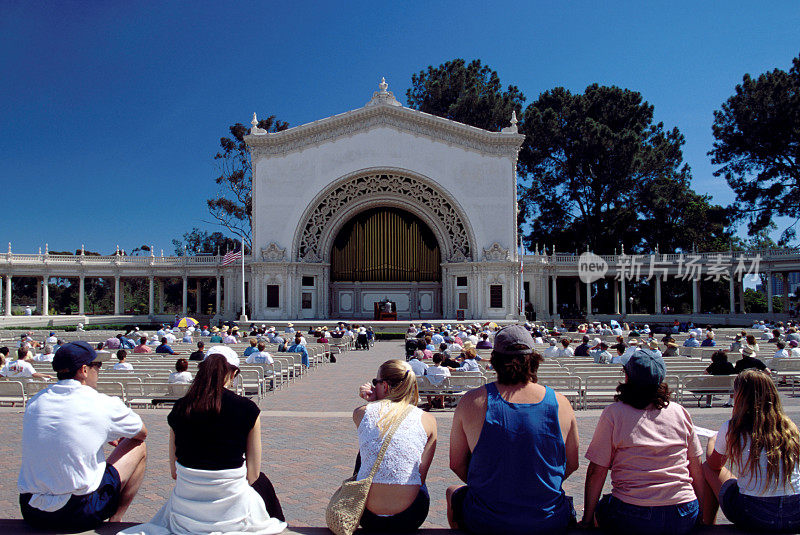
[[446, 325, 579, 534]]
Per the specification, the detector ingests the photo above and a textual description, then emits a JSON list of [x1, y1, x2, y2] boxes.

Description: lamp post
[[629, 296, 634, 315]]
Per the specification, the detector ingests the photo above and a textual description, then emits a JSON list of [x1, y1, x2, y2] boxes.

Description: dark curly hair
[[491, 349, 544, 385], [615, 381, 671, 410]]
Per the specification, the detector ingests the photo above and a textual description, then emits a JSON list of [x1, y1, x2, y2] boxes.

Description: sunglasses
[[371, 370, 409, 387], [371, 378, 386, 387]]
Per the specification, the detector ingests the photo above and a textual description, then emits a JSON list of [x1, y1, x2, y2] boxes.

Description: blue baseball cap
[[623, 349, 666, 385], [52, 341, 99, 373]]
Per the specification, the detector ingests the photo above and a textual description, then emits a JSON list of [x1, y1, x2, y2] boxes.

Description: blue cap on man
[[52, 341, 99, 373]]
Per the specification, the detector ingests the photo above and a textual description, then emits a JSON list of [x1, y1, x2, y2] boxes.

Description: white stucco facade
[[244, 80, 525, 320]]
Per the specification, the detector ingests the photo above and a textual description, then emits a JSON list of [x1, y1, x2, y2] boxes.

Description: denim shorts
[[20, 464, 121, 533], [719, 478, 800, 532], [359, 484, 429, 532], [595, 494, 698, 535]]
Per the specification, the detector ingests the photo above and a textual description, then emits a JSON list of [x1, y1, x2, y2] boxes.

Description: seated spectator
[[243, 338, 259, 357], [164, 330, 177, 344], [134, 337, 152, 353], [354, 359, 437, 531], [0, 346, 9, 367], [155, 337, 176, 355], [356, 327, 369, 350], [408, 350, 428, 376], [441, 349, 461, 369], [557, 338, 574, 358], [543, 338, 559, 359], [118, 334, 135, 349], [619, 340, 639, 365], [113, 350, 134, 371], [426, 353, 451, 386], [19, 342, 147, 532], [580, 349, 703, 533], [729, 335, 743, 353], [745, 335, 760, 352], [34, 344, 56, 362], [168, 358, 192, 384], [683, 333, 700, 347], [45, 332, 58, 345], [704, 350, 735, 407], [245, 342, 274, 365], [209, 327, 223, 343], [189, 341, 206, 361], [734, 346, 768, 373], [700, 332, 716, 347], [122, 350, 286, 534], [447, 325, 578, 533], [287, 334, 309, 367], [2, 348, 53, 381], [223, 330, 238, 344], [316, 329, 329, 344], [771, 341, 789, 369], [591, 342, 611, 364], [574, 335, 591, 357], [458, 348, 480, 372], [790, 339, 800, 357], [104, 336, 121, 350], [702, 369, 800, 532], [663, 341, 679, 357], [181, 331, 192, 344], [200, 325, 210, 336]]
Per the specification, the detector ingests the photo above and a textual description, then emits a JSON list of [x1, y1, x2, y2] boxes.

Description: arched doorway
[[329, 207, 443, 319]]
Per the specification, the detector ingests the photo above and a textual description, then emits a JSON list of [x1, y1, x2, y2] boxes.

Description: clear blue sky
[[2, 1, 798, 255]]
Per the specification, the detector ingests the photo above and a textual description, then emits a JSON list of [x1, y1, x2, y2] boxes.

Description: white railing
[[0, 253, 242, 269], [525, 248, 800, 265]]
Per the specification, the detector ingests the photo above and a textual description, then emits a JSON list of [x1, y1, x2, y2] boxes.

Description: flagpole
[[240, 234, 246, 321]]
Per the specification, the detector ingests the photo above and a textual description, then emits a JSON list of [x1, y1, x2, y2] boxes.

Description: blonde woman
[[355, 359, 437, 532], [702, 369, 800, 531]]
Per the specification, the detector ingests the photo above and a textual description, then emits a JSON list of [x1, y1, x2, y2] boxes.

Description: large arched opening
[[329, 207, 442, 319]]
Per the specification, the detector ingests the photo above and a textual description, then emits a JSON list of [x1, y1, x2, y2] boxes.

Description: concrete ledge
[[0, 519, 746, 534]]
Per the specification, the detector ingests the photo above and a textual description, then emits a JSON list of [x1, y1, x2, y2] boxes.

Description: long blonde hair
[[727, 370, 800, 492], [375, 359, 419, 438]]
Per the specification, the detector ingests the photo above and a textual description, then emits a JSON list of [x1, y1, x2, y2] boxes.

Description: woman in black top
[[125, 350, 286, 534], [704, 350, 735, 407]]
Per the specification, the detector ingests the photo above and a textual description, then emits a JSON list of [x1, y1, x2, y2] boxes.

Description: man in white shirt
[[408, 350, 429, 377], [426, 352, 451, 385], [164, 331, 177, 344], [113, 350, 134, 371], [18, 342, 147, 531], [245, 342, 274, 365], [556, 339, 574, 359], [1, 348, 53, 381], [46, 332, 58, 345], [34, 345, 56, 362], [543, 339, 560, 359]]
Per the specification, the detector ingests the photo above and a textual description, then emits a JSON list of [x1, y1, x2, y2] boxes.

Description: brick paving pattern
[[1, 340, 799, 528]]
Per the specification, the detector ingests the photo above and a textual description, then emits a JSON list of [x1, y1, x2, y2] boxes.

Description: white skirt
[[118, 462, 286, 535]]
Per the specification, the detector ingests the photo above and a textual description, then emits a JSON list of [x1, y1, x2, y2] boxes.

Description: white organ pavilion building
[[245, 79, 525, 320]]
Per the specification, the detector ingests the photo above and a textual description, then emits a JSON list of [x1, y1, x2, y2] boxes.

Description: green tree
[[406, 59, 526, 133], [519, 84, 731, 254], [209, 116, 289, 248], [709, 52, 800, 242], [172, 228, 243, 256]]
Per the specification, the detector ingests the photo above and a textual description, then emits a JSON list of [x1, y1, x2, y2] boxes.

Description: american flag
[[222, 249, 243, 266]]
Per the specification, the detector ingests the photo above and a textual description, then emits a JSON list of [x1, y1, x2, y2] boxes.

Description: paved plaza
[[2, 340, 800, 529]]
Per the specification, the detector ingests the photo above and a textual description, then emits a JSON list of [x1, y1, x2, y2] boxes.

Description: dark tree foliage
[[519, 84, 731, 254], [209, 116, 289, 248], [406, 59, 526, 133], [709, 53, 800, 242], [172, 227, 243, 256]]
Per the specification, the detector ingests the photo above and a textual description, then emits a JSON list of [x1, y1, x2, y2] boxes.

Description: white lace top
[[357, 402, 427, 485]]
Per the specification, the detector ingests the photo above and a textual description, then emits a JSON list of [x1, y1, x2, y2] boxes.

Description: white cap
[[206, 345, 240, 367]]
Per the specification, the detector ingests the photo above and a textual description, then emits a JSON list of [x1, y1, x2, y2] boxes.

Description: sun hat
[[647, 340, 660, 350], [52, 341, 99, 373], [206, 345, 240, 367], [493, 325, 535, 356], [623, 349, 666, 385]]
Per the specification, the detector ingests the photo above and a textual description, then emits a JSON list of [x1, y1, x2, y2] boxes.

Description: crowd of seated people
[[9, 320, 800, 534]]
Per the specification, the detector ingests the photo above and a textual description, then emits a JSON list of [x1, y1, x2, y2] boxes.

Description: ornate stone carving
[[297, 172, 472, 263], [483, 242, 510, 261], [246, 105, 524, 159], [450, 249, 467, 263], [260, 243, 286, 262], [250, 113, 267, 135], [365, 77, 402, 108]]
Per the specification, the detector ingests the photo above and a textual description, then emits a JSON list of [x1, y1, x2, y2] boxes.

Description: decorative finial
[[161, 249, 164, 257], [150, 245, 155, 257], [621, 244, 625, 255], [7, 242, 10, 253], [501, 110, 519, 134], [365, 77, 401, 107], [250, 112, 266, 135], [38, 247, 41, 255], [535, 243, 539, 255], [116, 244, 119, 255], [81, 244, 85, 255], [379, 77, 388, 93], [45, 243, 48, 254]]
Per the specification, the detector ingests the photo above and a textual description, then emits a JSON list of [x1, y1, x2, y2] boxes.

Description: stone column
[[551, 275, 558, 316], [215, 276, 221, 314], [41, 276, 49, 316], [114, 276, 121, 315], [158, 279, 165, 313], [4, 275, 11, 316], [0, 274, 3, 316], [182, 276, 188, 316], [613, 279, 620, 314], [692, 279, 700, 314], [148, 277, 154, 315], [196, 279, 202, 315], [78, 276, 85, 315], [738, 280, 745, 314], [782, 273, 789, 313], [729, 275, 736, 314], [36, 281, 42, 315], [655, 276, 662, 314], [586, 281, 592, 316], [767, 271, 774, 313], [574, 279, 581, 309], [620, 278, 627, 315]]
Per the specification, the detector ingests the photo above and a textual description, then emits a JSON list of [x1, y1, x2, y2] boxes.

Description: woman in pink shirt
[[580, 349, 705, 534]]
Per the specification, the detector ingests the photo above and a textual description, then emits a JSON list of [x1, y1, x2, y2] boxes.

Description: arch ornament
[[293, 169, 475, 263]]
